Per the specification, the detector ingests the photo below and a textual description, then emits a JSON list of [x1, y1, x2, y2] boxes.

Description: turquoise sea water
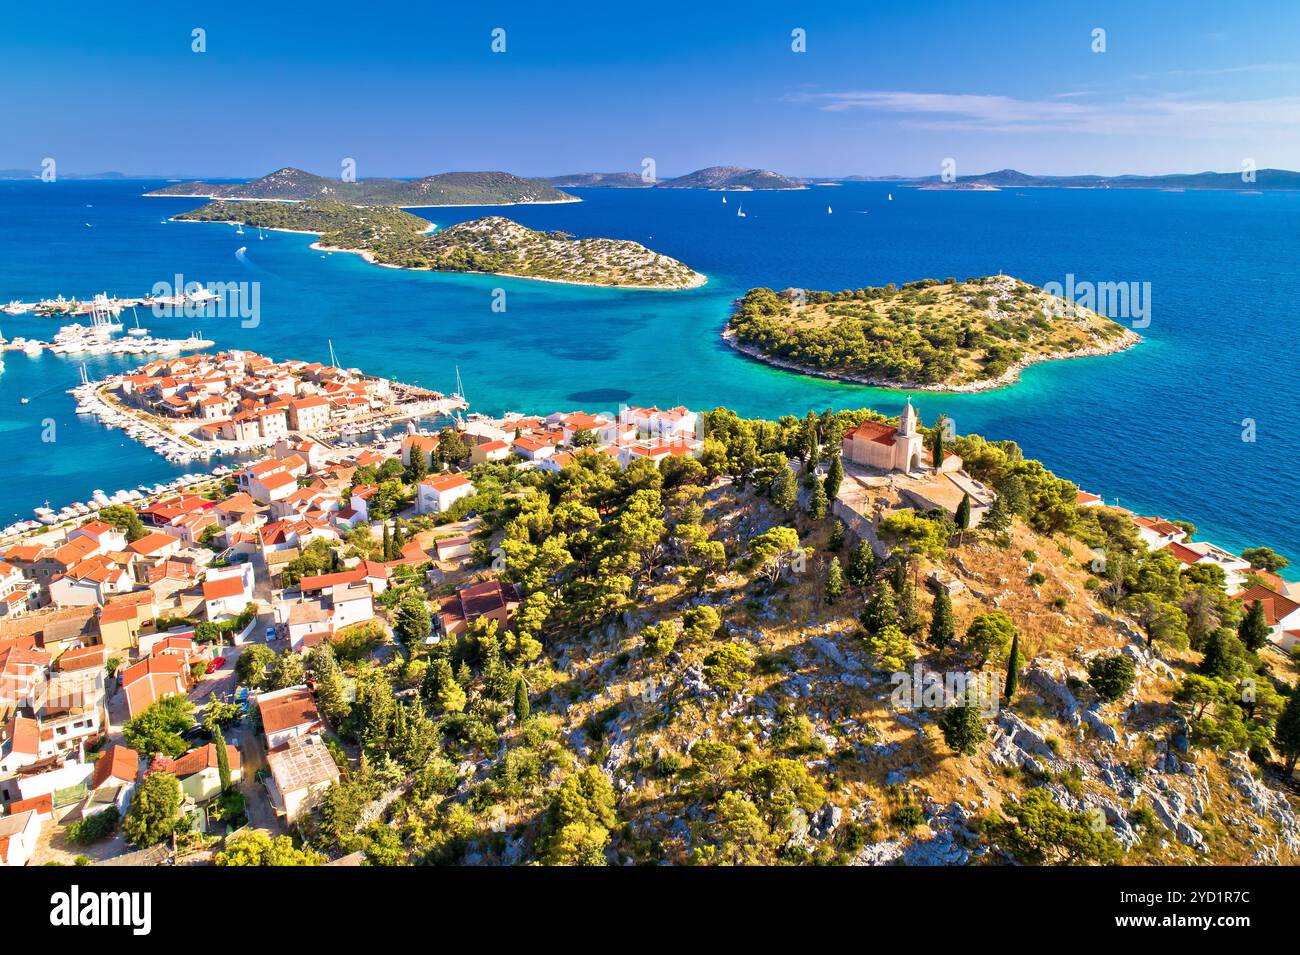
[[0, 180, 1296, 565]]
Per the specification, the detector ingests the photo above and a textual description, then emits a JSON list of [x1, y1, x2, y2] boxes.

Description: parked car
[[265, 626, 277, 641], [205, 656, 226, 674]]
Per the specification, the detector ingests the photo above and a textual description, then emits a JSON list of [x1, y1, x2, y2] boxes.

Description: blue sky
[[4, 0, 1298, 177]]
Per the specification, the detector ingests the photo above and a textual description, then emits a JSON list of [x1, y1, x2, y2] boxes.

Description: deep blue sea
[[0, 179, 1296, 567]]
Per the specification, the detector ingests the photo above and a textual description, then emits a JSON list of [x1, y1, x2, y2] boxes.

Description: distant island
[[724, 275, 1138, 391], [541, 172, 656, 188], [174, 199, 705, 289], [545, 165, 805, 191], [147, 166, 577, 207], [881, 167, 1300, 192], [0, 169, 129, 180]]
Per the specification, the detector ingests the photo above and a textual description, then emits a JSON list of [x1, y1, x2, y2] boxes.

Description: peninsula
[[724, 275, 1138, 391], [147, 166, 576, 207], [173, 199, 705, 289]]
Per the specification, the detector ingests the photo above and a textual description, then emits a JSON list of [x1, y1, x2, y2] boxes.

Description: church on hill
[[841, 398, 925, 473]]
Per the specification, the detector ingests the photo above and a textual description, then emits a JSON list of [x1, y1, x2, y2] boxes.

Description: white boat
[[722, 196, 727, 204], [736, 205, 746, 218], [888, 193, 893, 200], [827, 206, 832, 214], [235, 225, 244, 235], [127, 308, 149, 337]]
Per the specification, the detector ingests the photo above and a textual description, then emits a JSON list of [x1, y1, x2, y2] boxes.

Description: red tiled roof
[[845, 420, 900, 446], [202, 575, 246, 600], [171, 742, 241, 778], [1233, 585, 1300, 626], [92, 744, 139, 788]]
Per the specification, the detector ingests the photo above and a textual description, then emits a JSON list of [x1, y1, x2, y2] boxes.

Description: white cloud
[[785, 88, 1300, 140]]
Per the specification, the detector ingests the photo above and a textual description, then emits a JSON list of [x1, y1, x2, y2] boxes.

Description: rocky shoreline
[[721, 326, 1142, 393]]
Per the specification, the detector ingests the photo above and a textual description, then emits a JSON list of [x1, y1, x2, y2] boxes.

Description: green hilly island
[[725, 276, 1138, 391], [174, 199, 705, 289], [149, 166, 575, 207]]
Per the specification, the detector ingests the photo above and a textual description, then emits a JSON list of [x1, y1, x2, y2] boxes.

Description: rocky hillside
[[411, 217, 705, 288], [175, 200, 704, 289], [253, 407, 1300, 868], [149, 166, 574, 206]]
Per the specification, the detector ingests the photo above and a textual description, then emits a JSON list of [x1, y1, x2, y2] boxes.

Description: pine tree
[[213, 726, 232, 793], [929, 588, 955, 650], [1239, 599, 1270, 652], [1275, 683, 1300, 776], [514, 676, 530, 723], [825, 556, 844, 604], [1004, 631, 1021, 703], [823, 454, 844, 500], [773, 467, 798, 514], [829, 520, 845, 551], [861, 581, 898, 634], [846, 540, 875, 588], [1198, 627, 1242, 679], [983, 494, 1012, 538], [938, 692, 986, 756], [807, 482, 828, 520]]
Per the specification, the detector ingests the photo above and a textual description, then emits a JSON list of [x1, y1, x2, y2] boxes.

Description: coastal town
[[1, 385, 1296, 868]]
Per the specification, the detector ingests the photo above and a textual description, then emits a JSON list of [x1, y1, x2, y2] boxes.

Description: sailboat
[[736, 204, 746, 218], [888, 193, 893, 201], [827, 206, 833, 214], [128, 307, 149, 337], [722, 195, 727, 204], [235, 225, 245, 235], [258, 228, 265, 240]]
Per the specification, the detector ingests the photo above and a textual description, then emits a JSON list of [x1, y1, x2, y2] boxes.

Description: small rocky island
[[174, 199, 706, 289], [725, 275, 1139, 391]]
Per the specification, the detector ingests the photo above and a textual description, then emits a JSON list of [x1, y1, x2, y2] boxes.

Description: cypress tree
[[514, 676, 530, 723], [955, 492, 971, 541], [823, 454, 844, 501], [932, 416, 946, 469], [807, 482, 828, 521], [929, 588, 955, 650], [1004, 632, 1021, 703], [408, 443, 428, 483], [213, 726, 232, 793], [896, 564, 919, 635], [1239, 599, 1270, 652], [381, 521, 393, 561]]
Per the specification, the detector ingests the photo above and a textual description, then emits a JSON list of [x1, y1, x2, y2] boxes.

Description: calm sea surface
[[0, 179, 1295, 565]]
